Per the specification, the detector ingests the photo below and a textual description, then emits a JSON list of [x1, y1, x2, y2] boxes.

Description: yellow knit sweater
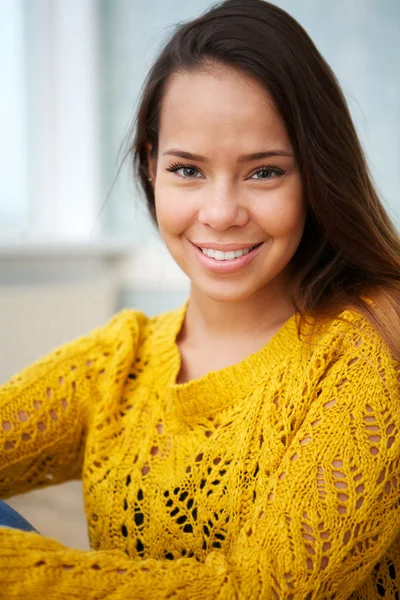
[[0, 302, 399, 599]]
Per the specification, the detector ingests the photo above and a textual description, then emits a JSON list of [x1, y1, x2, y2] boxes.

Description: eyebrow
[[162, 149, 293, 163]]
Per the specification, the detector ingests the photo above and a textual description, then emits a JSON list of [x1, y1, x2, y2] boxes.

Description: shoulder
[[88, 302, 187, 353], [308, 307, 399, 398]]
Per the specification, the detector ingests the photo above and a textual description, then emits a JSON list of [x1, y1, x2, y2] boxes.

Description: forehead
[[158, 67, 289, 147]]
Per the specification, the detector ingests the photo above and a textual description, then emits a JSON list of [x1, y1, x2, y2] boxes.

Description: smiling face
[[147, 66, 306, 305]]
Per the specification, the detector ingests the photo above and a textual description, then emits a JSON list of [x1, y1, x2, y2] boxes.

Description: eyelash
[[165, 162, 286, 180]]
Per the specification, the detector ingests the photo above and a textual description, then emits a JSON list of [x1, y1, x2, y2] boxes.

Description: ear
[[146, 143, 157, 183]]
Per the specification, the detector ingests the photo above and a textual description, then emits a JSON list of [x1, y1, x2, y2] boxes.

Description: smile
[[190, 241, 264, 274], [199, 245, 260, 261]]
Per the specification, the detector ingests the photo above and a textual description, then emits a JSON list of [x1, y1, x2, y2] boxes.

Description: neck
[[181, 276, 297, 347]]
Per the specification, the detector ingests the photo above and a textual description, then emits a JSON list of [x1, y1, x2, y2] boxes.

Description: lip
[[189, 240, 264, 274]]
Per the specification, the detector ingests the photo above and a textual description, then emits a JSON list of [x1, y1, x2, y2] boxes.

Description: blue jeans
[[0, 499, 40, 533]]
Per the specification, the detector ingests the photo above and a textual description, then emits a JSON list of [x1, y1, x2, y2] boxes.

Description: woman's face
[[147, 67, 306, 304]]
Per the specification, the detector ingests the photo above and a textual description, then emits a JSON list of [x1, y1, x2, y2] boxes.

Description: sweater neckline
[[155, 300, 302, 423]]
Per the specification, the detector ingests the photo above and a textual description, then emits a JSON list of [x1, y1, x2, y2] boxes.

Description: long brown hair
[[129, 0, 400, 361]]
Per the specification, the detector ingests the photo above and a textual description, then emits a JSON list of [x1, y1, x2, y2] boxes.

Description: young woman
[[1, 1, 399, 598]]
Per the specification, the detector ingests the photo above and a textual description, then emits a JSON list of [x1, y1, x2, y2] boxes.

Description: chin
[[192, 280, 263, 304]]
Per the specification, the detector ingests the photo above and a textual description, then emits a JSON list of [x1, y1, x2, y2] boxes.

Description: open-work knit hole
[[356, 498, 364, 509], [58, 376, 64, 385], [364, 415, 376, 424], [365, 425, 380, 431], [387, 436, 395, 449], [150, 446, 159, 456], [299, 437, 312, 446], [348, 357, 359, 367], [321, 557, 329, 569], [332, 470, 345, 479], [116, 569, 127, 575], [37, 422, 46, 432], [2, 421, 12, 431], [22, 433, 31, 442], [156, 423, 164, 434], [18, 410, 29, 422], [377, 468, 386, 485], [33, 400, 42, 410], [49, 409, 58, 422], [334, 480, 348, 490], [91, 564, 101, 570], [61, 564, 74, 570], [323, 399, 337, 410], [337, 492, 349, 501], [386, 423, 395, 435], [142, 463, 150, 476]]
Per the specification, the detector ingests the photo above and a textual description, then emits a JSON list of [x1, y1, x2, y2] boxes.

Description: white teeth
[[200, 246, 255, 260]]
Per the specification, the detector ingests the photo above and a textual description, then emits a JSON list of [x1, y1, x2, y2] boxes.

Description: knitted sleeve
[[0, 310, 143, 498], [0, 343, 399, 599]]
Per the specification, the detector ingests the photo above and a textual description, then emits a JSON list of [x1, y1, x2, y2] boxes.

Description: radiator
[[0, 278, 119, 385]]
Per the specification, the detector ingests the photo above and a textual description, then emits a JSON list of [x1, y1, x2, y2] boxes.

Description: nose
[[197, 180, 249, 231]]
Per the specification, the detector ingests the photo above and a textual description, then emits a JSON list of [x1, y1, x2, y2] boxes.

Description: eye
[[249, 165, 285, 180], [165, 163, 202, 179]]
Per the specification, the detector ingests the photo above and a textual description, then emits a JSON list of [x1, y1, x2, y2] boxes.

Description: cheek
[[154, 188, 193, 237], [258, 183, 305, 237]]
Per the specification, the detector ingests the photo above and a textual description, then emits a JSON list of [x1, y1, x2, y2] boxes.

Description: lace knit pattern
[[0, 302, 399, 599]]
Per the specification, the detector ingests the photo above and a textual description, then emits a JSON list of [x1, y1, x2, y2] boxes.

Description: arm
[[0, 310, 142, 497], [0, 347, 398, 599]]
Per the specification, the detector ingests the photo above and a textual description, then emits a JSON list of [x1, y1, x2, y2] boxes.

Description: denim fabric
[[0, 499, 39, 533]]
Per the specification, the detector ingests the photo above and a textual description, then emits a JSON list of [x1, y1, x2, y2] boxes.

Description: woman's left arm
[[0, 349, 399, 599]]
